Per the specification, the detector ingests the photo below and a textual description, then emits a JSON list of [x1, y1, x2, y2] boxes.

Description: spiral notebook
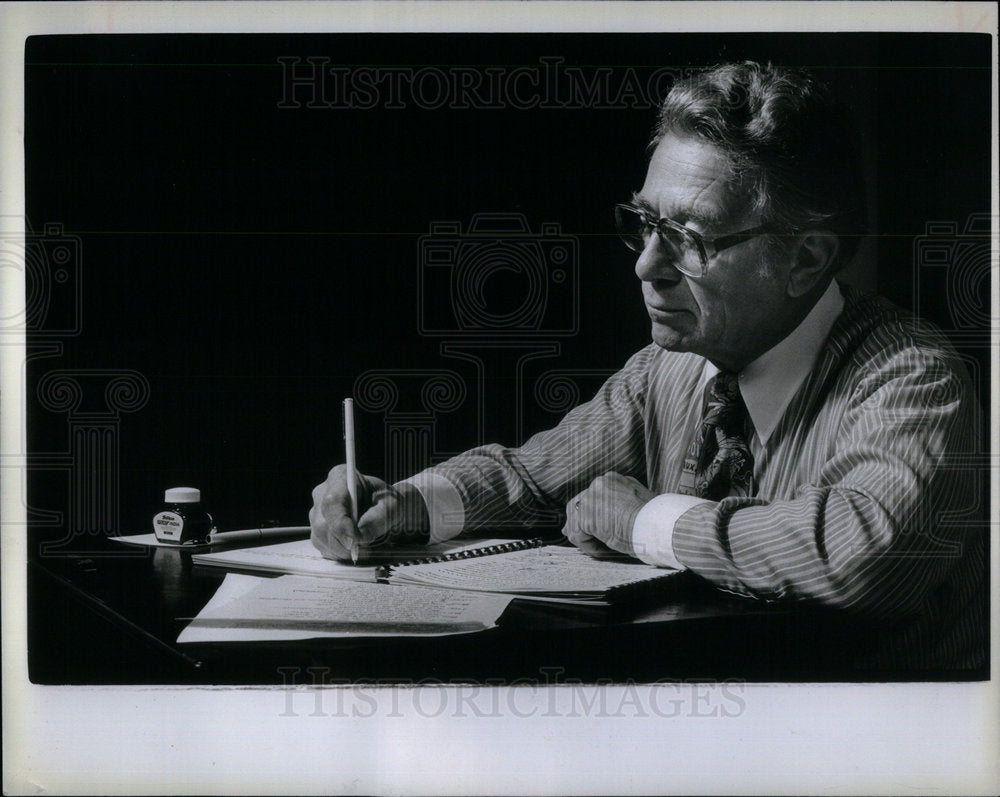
[[193, 537, 682, 606], [386, 544, 681, 605], [191, 536, 547, 583]]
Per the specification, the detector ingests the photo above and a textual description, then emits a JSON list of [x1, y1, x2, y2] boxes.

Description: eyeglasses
[[614, 203, 773, 279]]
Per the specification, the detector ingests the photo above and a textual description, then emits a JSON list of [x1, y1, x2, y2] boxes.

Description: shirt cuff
[[631, 493, 712, 569], [398, 472, 466, 544]]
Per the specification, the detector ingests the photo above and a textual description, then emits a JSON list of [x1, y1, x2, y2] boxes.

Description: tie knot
[[710, 370, 740, 398], [703, 371, 747, 434], [707, 369, 741, 404]]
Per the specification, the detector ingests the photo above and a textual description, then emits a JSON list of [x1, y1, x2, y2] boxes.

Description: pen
[[209, 526, 311, 545], [343, 397, 360, 564]]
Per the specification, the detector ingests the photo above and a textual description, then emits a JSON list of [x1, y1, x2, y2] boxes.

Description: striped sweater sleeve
[[418, 347, 655, 535], [671, 340, 979, 623]]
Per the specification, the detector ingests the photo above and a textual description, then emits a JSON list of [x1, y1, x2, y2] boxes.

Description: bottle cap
[[164, 487, 201, 503]]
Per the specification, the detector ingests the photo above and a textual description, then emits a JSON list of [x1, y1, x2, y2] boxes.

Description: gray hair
[[653, 62, 868, 269]]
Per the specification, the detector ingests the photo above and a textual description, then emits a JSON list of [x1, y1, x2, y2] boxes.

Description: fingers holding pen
[[308, 501, 355, 560], [309, 465, 391, 561], [310, 465, 361, 561]]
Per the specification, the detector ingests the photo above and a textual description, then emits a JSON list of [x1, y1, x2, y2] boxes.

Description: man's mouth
[[646, 305, 687, 320]]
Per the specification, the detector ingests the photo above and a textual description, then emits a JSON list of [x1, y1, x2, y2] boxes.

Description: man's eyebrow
[[630, 191, 659, 216], [628, 191, 725, 229], [685, 208, 727, 229], [628, 192, 657, 215]]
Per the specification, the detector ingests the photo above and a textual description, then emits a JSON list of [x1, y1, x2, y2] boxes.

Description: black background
[[24, 32, 992, 542]]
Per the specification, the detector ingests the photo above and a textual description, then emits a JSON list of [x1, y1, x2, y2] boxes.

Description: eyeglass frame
[[614, 203, 775, 278]]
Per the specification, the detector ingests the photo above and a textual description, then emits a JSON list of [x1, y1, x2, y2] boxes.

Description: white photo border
[[2, 2, 998, 795]]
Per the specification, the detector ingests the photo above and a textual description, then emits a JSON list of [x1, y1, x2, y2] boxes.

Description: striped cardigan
[[423, 286, 987, 670]]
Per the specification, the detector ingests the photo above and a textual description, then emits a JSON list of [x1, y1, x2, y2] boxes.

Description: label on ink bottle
[[153, 511, 184, 541]]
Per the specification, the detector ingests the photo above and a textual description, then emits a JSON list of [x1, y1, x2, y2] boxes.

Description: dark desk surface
[[27, 531, 920, 685]]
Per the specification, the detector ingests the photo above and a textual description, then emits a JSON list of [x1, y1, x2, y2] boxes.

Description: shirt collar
[[705, 280, 845, 445]]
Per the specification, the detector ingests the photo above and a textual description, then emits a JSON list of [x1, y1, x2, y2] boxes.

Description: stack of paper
[[389, 545, 679, 605], [177, 573, 514, 644]]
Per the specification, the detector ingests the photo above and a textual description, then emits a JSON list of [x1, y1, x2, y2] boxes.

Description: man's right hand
[[309, 465, 430, 561]]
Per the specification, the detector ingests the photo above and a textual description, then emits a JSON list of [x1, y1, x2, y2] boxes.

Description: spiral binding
[[375, 537, 546, 580], [402, 538, 544, 566]]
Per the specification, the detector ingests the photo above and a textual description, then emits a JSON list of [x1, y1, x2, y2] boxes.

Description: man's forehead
[[638, 133, 750, 225]]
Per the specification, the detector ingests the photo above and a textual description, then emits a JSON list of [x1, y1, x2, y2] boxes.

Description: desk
[[26, 531, 951, 685]]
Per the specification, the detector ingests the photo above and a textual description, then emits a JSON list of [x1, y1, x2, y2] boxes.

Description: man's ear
[[786, 231, 840, 298]]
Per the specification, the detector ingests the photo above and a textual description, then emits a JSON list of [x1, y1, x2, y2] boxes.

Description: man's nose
[[634, 234, 684, 284]]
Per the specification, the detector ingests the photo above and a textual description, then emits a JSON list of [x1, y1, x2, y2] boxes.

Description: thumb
[[355, 474, 388, 513], [357, 500, 393, 546]]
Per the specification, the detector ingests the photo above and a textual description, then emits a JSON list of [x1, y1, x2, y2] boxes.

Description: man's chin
[[650, 321, 689, 351]]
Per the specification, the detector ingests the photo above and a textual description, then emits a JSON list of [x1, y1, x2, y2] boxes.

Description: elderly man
[[310, 62, 985, 670]]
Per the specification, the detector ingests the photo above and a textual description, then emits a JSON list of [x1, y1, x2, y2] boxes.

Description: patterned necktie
[[679, 371, 756, 500]]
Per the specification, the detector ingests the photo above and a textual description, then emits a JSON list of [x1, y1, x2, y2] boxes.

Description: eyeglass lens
[[616, 206, 703, 274]]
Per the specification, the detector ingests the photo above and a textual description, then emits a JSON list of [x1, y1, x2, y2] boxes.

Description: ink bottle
[[152, 487, 214, 544]]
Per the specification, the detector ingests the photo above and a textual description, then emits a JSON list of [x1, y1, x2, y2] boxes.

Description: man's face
[[632, 133, 792, 370]]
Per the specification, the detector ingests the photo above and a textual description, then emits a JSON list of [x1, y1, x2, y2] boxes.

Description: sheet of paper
[[111, 532, 216, 551], [191, 537, 526, 581], [177, 573, 514, 643], [194, 571, 264, 609], [390, 545, 678, 598]]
